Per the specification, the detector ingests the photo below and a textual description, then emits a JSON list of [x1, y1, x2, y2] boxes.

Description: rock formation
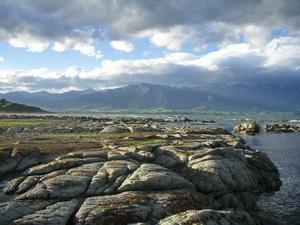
[[0, 115, 281, 225], [234, 121, 260, 135], [265, 123, 300, 133]]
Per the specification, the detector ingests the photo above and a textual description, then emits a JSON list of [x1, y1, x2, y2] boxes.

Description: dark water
[[187, 112, 300, 225], [242, 133, 300, 225]]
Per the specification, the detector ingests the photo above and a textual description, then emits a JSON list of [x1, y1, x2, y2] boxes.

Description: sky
[[0, 0, 299, 92]]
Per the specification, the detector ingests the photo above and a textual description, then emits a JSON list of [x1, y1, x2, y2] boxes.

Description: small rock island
[[0, 115, 281, 225]]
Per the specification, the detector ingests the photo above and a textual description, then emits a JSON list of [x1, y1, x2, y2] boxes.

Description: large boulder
[[234, 121, 260, 135], [118, 163, 194, 192]]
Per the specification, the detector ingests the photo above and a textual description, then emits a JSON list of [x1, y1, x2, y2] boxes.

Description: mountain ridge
[[1, 83, 299, 112]]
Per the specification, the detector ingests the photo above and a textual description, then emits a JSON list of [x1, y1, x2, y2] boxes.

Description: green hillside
[[0, 99, 46, 113]]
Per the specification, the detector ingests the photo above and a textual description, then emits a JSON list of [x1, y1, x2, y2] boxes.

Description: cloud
[[264, 36, 300, 69], [1, 36, 299, 92], [8, 34, 49, 52], [0, 0, 299, 55], [110, 40, 134, 52], [0, 1, 299, 92], [0, 57, 4, 63], [137, 23, 239, 51], [190, 44, 264, 71]]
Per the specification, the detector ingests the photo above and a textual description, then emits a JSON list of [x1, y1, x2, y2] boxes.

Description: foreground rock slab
[[159, 209, 258, 225], [0, 115, 281, 225], [75, 190, 216, 225]]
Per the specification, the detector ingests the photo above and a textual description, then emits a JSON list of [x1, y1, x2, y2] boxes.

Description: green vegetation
[[79, 108, 201, 115], [44, 131, 162, 140], [0, 99, 46, 113], [0, 120, 49, 127], [119, 137, 162, 146]]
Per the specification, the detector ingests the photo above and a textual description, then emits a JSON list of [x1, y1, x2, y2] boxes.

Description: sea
[[192, 112, 300, 225]]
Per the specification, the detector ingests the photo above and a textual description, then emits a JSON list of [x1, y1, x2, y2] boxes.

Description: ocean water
[[243, 133, 300, 225], [187, 112, 300, 225]]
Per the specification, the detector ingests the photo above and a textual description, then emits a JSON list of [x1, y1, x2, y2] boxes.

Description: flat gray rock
[[159, 208, 258, 225], [118, 163, 194, 192], [13, 200, 79, 225]]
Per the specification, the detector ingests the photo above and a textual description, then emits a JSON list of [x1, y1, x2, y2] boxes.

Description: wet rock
[[245, 150, 282, 192], [217, 192, 258, 210]]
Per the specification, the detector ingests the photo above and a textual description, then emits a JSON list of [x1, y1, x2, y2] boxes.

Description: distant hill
[[0, 99, 46, 113], [0, 83, 299, 112]]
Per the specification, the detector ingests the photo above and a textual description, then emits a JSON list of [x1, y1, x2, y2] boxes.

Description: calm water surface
[[188, 112, 300, 225], [243, 133, 300, 225]]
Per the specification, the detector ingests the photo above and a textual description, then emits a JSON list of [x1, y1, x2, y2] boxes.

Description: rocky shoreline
[[0, 115, 281, 225], [234, 121, 300, 135]]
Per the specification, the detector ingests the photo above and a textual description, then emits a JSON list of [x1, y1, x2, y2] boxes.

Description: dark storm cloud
[[0, 0, 299, 41]]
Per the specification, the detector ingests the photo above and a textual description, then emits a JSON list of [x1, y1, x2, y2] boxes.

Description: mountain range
[[1, 83, 299, 112]]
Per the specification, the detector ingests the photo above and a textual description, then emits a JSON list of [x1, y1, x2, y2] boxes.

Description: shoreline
[[0, 114, 283, 225]]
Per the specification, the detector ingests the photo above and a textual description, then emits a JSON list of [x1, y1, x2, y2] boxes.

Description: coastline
[[0, 114, 283, 225]]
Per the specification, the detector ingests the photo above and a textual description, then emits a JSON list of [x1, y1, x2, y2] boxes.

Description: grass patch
[[44, 132, 132, 139], [44, 132, 163, 140], [119, 137, 163, 146], [0, 120, 49, 127]]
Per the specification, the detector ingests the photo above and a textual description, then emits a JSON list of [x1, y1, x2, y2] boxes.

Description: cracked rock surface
[[0, 115, 281, 225]]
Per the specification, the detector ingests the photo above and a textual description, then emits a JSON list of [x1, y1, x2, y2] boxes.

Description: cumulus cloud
[[0, 0, 299, 92], [8, 34, 49, 52], [264, 36, 300, 69], [1, 35, 299, 92], [110, 40, 134, 52]]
